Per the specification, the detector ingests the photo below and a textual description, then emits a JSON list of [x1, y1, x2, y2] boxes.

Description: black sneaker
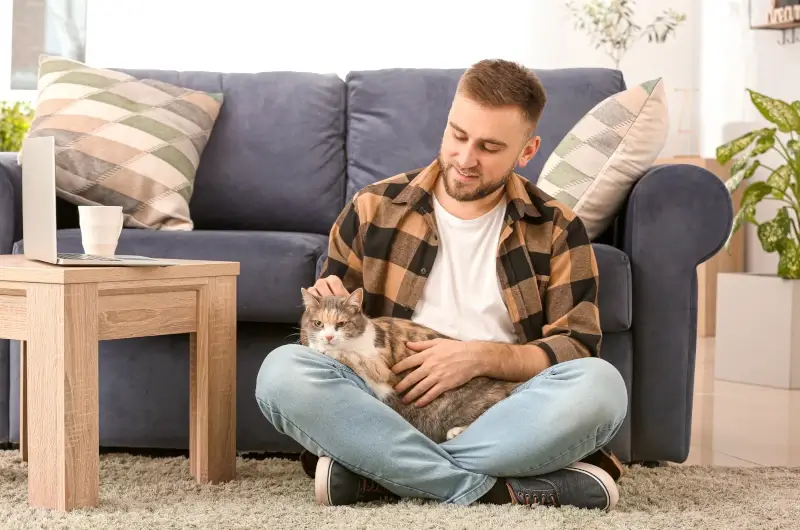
[[494, 462, 619, 511], [314, 456, 400, 505], [300, 450, 318, 478]]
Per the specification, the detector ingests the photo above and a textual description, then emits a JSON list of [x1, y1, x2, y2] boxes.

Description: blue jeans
[[255, 344, 628, 505]]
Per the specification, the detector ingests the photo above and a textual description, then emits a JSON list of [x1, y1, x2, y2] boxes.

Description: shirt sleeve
[[317, 194, 365, 293], [528, 213, 603, 364]]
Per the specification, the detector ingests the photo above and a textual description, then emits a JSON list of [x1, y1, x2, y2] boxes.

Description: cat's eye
[[335, 321, 348, 329], [312, 320, 322, 328]]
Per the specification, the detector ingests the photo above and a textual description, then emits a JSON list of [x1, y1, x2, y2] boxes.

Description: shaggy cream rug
[[0, 449, 798, 529]]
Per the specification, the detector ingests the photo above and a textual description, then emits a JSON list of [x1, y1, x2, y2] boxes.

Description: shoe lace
[[359, 477, 394, 500], [515, 490, 559, 507], [360, 478, 385, 493]]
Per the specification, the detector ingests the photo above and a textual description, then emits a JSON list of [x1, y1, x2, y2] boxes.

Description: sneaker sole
[[314, 456, 334, 506], [568, 461, 620, 511]]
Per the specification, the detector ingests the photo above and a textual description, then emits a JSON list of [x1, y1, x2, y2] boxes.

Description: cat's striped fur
[[299, 287, 521, 443]]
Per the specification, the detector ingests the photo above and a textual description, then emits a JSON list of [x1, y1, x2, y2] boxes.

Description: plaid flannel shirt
[[318, 159, 602, 365]]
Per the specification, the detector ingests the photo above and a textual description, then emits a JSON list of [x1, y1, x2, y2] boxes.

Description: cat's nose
[[324, 335, 333, 342]]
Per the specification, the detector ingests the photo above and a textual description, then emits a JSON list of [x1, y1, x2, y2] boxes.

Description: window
[[9, 0, 87, 90]]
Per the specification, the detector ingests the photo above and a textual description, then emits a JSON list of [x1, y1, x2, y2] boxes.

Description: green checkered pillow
[[537, 78, 669, 239], [24, 55, 223, 230]]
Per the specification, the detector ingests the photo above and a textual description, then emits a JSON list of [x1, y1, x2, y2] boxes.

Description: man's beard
[[437, 155, 515, 202]]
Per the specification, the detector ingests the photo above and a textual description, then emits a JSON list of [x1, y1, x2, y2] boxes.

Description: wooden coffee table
[[0, 255, 239, 511]]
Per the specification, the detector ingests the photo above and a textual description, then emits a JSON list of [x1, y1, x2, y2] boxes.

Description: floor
[[684, 336, 800, 467]]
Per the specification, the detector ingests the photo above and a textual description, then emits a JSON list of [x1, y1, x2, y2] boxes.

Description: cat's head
[[300, 287, 369, 353]]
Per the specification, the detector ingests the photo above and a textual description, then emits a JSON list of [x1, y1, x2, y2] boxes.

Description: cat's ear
[[300, 288, 321, 310], [344, 288, 364, 311]]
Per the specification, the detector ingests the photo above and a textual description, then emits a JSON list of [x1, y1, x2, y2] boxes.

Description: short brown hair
[[457, 59, 547, 134]]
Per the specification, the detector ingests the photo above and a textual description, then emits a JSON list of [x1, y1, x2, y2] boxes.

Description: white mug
[[78, 205, 123, 257]]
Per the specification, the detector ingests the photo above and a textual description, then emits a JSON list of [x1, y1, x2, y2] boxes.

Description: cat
[[298, 287, 522, 443]]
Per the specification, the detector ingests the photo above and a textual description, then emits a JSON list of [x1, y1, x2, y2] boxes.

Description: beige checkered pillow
[[536, 78, 669, 239], [25, 55, 223, 230]]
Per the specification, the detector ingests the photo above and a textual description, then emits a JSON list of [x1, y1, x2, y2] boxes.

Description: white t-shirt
[[411, 193, 518, 344]]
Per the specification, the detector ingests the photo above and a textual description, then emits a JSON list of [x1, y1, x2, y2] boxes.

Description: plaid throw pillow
[[24, 55, 223, 230], [536, 78, 668, 239]]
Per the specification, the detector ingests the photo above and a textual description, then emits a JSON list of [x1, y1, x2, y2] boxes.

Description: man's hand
[[391, 338, 483, 407], [308, 275, 349, 297]]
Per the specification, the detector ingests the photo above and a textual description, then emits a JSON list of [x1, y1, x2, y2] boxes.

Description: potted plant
[[564, 0, 687, 70], [713, 89, 800, 389], [0, 100, 34, 152]]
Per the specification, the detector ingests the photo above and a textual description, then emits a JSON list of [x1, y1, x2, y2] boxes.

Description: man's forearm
[[469, 341, 552, 382]]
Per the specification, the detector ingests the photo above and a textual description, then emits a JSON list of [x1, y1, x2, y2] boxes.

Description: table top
[[0, 255, 240, 284]]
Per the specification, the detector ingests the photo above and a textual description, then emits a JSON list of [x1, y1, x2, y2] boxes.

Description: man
[[255, 59, 628, 510]]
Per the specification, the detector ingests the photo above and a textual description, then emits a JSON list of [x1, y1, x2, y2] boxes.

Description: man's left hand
[[391, 338, 482, 407]]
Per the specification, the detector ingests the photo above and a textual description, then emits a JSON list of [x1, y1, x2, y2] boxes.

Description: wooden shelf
[[751, 21, 800, 30], [748, 0, 800, 43]]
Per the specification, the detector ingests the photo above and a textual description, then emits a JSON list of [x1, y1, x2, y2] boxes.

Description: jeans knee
[[577, 357, 628, 425], [255, 344, 314, 410]]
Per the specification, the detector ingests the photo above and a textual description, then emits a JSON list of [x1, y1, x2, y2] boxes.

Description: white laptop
[[21, 136, 182, 266]]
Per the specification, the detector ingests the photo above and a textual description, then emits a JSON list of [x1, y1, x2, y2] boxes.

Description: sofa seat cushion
[[593, 243, 631, 332], [12, 229, 327, 324]]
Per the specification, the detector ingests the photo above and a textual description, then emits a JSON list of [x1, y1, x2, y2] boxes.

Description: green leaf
[[725, 159, 760, 194], [767, 164, 792, 199], [716, 130, 760, 164], [744, 159, 761, 179], [730, 157, 748, 175], [751, 132, 776, 156], [0, 100, 34, 152], [741, 181, 772, 208], [788, 139, 800, 156], [725, 203, 756, 251], [778, 238, 800, 279], [748, 89, 800, 133], [757, 207, 791, 253]]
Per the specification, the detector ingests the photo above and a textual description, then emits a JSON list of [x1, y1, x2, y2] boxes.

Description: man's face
[[438, 91, 541, 202]]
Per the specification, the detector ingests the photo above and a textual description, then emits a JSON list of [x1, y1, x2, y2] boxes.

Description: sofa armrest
[[0, 153, 22, 254], [621, 163, 733, 462]]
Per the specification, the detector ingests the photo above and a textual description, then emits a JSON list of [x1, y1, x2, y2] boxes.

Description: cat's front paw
[[446, 426, 467, 440]]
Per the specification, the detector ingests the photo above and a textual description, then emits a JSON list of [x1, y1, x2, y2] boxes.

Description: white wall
[[85, 0, 539, 76], [84, 0, 701, 158], [0, 0, 15, 100], [700, 0, 800, 274], [535, 0, 702, 157]]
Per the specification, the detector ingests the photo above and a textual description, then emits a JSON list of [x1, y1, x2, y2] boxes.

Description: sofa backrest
[[344, 67, 626, 201], [110, 66, 625, 234], [116, 68, 348, 234]]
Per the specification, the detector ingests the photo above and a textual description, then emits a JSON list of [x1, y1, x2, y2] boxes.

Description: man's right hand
[[308, 275, 349, 297]]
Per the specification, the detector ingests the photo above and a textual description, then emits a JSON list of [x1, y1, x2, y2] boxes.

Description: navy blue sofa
[[0, 66, 733, 464]]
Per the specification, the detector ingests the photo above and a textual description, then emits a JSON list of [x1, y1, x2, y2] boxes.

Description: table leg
[[189, 276, 236, 483], [19, 340, 27, 462], [26, 283, 99, 511]]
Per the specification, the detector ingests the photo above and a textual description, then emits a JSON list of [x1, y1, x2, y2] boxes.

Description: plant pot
[[715, 272, 800, 389]]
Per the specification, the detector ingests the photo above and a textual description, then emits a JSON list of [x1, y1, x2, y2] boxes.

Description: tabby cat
[[299, 287, 521, 443]]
